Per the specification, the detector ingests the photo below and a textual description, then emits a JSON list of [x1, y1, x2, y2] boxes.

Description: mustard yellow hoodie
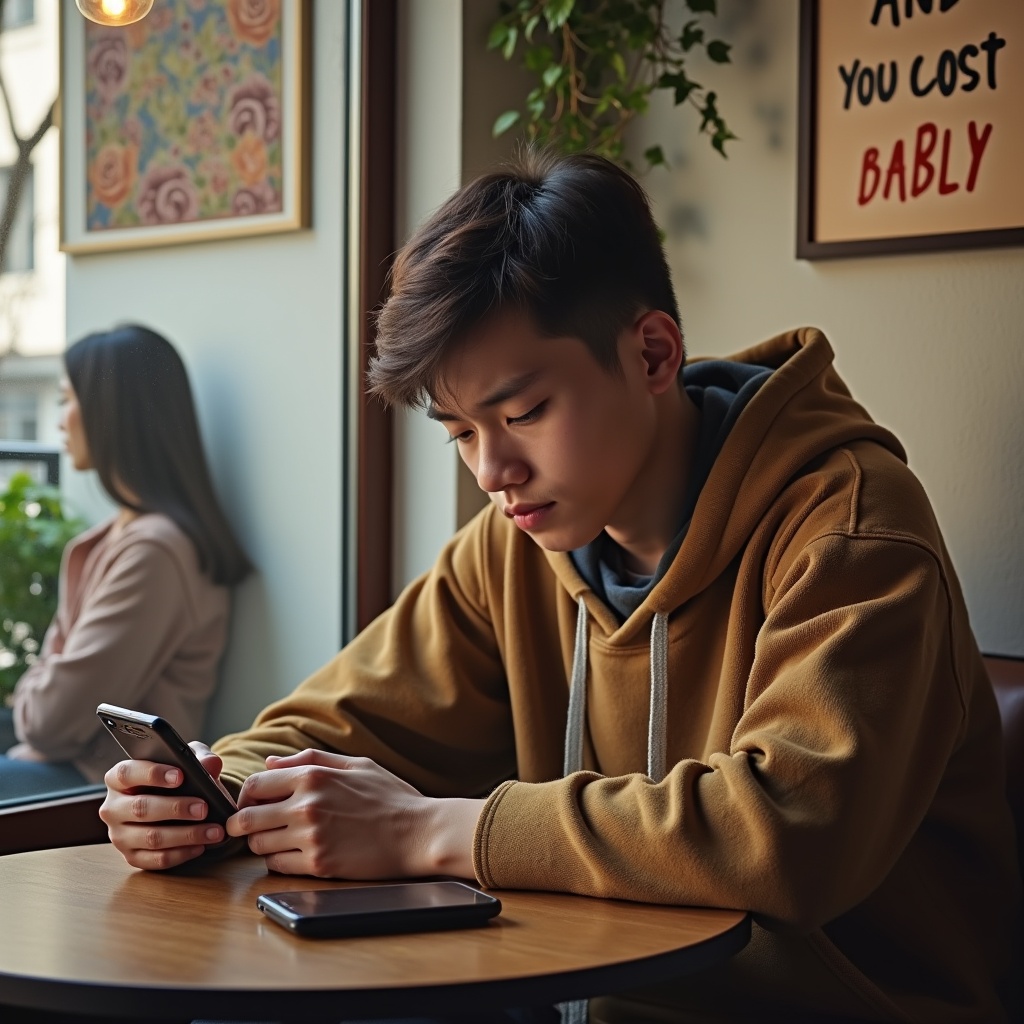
[[215, 328, 1020, 1023]]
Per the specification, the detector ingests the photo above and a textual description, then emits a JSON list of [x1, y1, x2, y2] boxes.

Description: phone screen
[[257, 881, 502, 937], [270, 882, 496, 917]]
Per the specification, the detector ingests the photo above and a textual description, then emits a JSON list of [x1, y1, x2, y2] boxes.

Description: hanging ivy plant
[[488, 0, 736, 169]]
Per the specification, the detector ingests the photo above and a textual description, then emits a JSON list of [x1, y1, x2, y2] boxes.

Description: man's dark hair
[[65, 324, 252, 586], [369, 148, 681, 408]]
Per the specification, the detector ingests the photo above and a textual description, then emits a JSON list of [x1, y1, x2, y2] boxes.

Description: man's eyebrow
[[426, 403, 455, 422], [426, 371, 542, 422], [480, 371, 543, 409]]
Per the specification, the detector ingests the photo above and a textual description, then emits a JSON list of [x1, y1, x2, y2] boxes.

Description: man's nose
[[474, 436, 529, 494]]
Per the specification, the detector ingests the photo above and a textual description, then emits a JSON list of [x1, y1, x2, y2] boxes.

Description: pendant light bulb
[[75, 0, 155, 27]]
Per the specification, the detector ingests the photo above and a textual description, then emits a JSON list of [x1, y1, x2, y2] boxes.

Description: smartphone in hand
[[257, 881, 502, 938], [96, 703, 241, 854]]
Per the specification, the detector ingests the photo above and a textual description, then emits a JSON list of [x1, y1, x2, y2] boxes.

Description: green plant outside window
[[0, 473, 85, 702]]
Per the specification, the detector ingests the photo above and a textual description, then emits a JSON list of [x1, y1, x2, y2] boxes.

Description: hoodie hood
[[543, 326, 906, 645]]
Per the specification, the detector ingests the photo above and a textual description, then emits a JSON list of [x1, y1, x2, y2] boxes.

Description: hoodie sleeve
[[213, 512, 517, 797], [12, 540, 194, 761], [473, 530, 967, 930]]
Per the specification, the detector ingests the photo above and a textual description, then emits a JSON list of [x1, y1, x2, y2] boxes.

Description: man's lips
[[503, 501, 556, 530], [503, 502, 553, 518]]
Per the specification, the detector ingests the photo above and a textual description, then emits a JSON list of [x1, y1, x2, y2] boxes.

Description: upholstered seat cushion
[[986, 655, 1024, 883]]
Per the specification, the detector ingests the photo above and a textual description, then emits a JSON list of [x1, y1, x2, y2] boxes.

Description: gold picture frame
[[59, 0, 310, 254]]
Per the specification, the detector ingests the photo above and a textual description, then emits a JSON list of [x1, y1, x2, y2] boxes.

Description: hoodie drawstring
[[563, 596, 589, 776], [647, 611, 669, 783], [563, 597, 670, 782], [560, 599, 670, 1024]]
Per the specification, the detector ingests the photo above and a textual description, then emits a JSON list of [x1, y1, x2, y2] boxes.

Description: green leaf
[[487, 22, 509, 51], [625, 91, 650, 114], [686, 0, 717, 13], [525, 14, 541, 41], [502, 25, 519, 60], [672, 76, 700, 105], [644, 144, 666, 167], [542, 64, 563, 89], [711, 127, 737, 156], [609, 51, 627, 81], [706, 40, 731, 63], [680, 19, 704, 51], [492, 109, 522, 137], [543, 0, 575, 31], [700, 91, 720, 131], [524, 44, 554, 72]]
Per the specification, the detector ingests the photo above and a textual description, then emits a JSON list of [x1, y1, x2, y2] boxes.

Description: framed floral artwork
[[59, 0, 311, 253]]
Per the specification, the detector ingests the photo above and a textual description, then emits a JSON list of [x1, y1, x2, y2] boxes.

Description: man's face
[[428, 311, 663, 553]]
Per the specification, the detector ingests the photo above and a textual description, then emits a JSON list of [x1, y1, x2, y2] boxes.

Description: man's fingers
[[105, 759, 183, 793], [100, 790, 213, 825], [125, 846, 208, 872], [238, 753, 370, 809], [130, 794, 214, 823], [136, 823, 225, 849], [263, 850, 318, 877], [241, 823, 296, 857], [227, 799, 293, 837], [237, 767, 296, 808], [264, 748, 360, 770], [189, 741, 223, 775]]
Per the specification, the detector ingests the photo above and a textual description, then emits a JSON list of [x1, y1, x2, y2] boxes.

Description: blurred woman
[[0, 325, 251, 800]]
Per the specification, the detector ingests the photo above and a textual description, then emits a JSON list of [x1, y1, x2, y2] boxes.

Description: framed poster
[[59, 0, 311, 254], [798, 0, 1024, 259]]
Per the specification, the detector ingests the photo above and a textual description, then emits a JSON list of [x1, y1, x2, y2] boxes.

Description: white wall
[[394, 0, 1023, 657], [64, 0, 350, 739], [631, 0, 1023, 656]]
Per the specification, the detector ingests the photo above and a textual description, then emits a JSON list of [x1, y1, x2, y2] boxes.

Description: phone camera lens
[[106, 719, 115, 727]]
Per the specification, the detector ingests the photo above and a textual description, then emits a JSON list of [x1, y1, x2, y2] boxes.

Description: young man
[[102, 151, 1020, 1022]]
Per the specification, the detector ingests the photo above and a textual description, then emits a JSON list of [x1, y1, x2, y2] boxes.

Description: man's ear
[[634, 310, 684, 394]]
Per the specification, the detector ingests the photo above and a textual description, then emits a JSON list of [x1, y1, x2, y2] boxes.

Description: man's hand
[[227, 748, 484, 880], [99, 742, 228, 871]]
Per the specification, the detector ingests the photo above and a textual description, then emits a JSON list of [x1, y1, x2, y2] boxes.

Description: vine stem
[[562, 21, 579, 116]]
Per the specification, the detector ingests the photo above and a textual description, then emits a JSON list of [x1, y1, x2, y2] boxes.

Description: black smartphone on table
[[256, 881, 502, 938], [96, 703, 242, 854]]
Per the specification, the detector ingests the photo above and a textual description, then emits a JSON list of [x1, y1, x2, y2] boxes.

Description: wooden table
[[0, 844, 750, 1022]]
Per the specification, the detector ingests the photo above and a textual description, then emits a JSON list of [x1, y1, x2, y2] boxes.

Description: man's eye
[[446, 429, 474, 445], [509, 401, 547, 426]]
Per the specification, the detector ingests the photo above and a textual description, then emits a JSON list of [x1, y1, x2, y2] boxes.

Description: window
[[0, 392, 38, 441], [0, 164, 34, 273], [1, 0, 35, 30]]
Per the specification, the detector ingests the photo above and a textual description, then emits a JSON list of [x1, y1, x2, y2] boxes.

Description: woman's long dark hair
[[64, 324, 251, 586]]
